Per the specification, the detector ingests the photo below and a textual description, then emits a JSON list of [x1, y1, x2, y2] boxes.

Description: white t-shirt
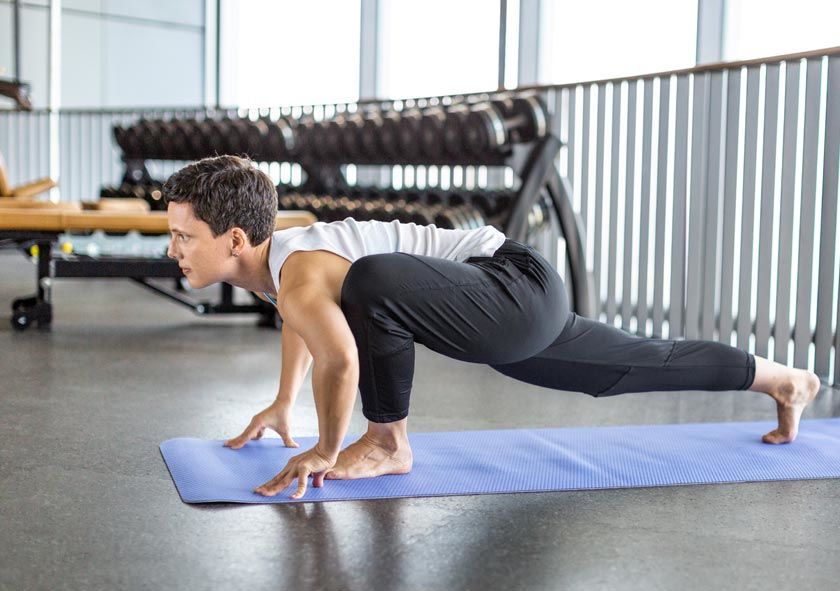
[[266, 217, 507, 292]]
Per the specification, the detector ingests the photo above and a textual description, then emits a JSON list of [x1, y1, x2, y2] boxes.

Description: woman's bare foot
[[754, 359, 821, 444], [325, 419, 413, 480], [325, 434, 413, 479]]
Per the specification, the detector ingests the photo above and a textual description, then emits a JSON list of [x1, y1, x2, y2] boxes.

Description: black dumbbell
[[360, 110, 386, 160], [218, 118, 259, 157], [323, 114, 351, 161], [100, 185, 117, 198], [489, 92, 548, 144], [378, 110, 402, 160], [161, 120, 190, 160], [278, 193, 296, 210], [204, 119, 228, 155], [245, 118, 269, 159], [156, 120, 178, 160], [397, 108, 424, 161], [419, 106, 447, 161], [341, 112, 365, 161], [434, 208, 465, 230], [357, 199, 382, 221], [115, 125, 145, 159], [402, 202, 436, 226], [464, 93, 548, 155], [134, 119, 164, 159], [294, 116, 319, 159], [263, 117, 296, 161], [442, 104, 471, 160]]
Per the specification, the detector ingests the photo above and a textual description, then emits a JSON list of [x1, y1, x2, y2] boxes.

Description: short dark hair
[[163, 155, 277, 245]]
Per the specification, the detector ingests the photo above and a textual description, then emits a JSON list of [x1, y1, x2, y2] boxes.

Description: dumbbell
[[340, 112, 365, 161], [433, 207, 468, 230], [417, 190, 466, 228], [465, 93, 548, 155], [489, 92, 548, 144], [403, 202, 439, 226], [157, 120, 188, 160], [397, 108, 424, 161], [203, 118, 229, 155], [263, 117, 296, 161], [166, 120, 191, 159], [133, 119, 165, 159], [100, 185, 117, 198], [334, 196, 361, 220], [320, 196, 347, 222], [293, 115, 319, 160], [443, 192, 486, 229], [113, 125, 142, 159], [468, 190, 515, 220], [245, 118, 269, 159], [457, 203, 487, 230], [278, 193, 295, 210], [220, 118, 265, 158], [183, 119, 212, 159], [357, 198, 383, 221], [378, 110, 402, 160], [419, 106, 447, 161], [359, 110, 386, 160], [322, 114, 351, 161], [442, 104, 472, 160]]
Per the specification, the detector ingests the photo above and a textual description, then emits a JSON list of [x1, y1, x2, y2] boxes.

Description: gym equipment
[[100, 182, 166, 211], [0, 78, 30, 110], [275, 189, 492, 230], [108, 90, 596, 316], [0, 0, 32, 110], [111, 92, 548, 167], [1, 208, 316, 331], [0, 150, 57, 198], [159, 417, 840, 504]]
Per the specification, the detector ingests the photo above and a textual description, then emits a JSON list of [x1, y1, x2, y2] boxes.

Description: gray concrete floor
[[1, 248, 839, 591]]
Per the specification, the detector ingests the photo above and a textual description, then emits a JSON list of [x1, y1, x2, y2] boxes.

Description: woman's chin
[[184, 274, 205, 289]]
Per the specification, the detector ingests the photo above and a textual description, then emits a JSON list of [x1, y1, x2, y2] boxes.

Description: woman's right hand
[[223, 403, 300, 449]]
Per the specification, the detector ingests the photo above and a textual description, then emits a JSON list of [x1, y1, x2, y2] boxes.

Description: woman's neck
[[228, 238, 276, 295]]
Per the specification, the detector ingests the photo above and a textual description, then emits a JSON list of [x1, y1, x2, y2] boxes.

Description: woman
[[164, 155, 820, 500]]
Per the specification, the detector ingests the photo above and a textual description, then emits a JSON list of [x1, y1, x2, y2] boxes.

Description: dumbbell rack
[[111, 92, 596, 317]]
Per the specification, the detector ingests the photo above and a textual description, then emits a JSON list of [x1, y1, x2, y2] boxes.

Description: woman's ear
[[230, 227, 249, 256]]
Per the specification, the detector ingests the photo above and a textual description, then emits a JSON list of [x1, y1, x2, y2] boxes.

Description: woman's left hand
[[254, 445, 336, 499]]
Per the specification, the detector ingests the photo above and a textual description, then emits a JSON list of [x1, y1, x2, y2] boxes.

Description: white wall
[[0, 0, 205, 109]]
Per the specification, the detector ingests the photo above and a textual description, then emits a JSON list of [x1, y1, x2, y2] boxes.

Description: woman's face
[[166, 202, 230, 289]]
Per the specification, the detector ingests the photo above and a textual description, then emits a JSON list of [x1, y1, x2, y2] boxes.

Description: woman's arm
[[275, 321, 313, 407]]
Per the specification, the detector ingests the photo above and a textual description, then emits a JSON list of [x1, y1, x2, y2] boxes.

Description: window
[[539, 0, 698, 84], [724, 0, 840, 61], [220, 0, 361, 106], [377, 0, 500, 99]]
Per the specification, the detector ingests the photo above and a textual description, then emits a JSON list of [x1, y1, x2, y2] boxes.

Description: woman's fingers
[[261, 423, 299, 448], [252, 450, 333, 498], [254, 467, 294, 497], [279, 431, 299, 448], [224, 418, 262, 449], [290, 468, 309, 499]]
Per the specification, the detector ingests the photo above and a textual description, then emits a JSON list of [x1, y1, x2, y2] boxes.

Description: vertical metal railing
[[548, 48, 840, 386]]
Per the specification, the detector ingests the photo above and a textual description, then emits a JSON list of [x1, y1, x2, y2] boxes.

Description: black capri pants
[[339, 238, 757, 423]]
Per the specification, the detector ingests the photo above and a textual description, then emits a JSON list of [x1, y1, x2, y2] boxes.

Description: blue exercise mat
[[159, 418, 840, 504]]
